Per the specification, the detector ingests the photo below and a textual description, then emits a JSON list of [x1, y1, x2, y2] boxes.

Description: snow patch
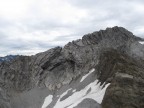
[[80, 68, 95, 82], [41, 95, 53, 108], [53, 80, 110, 108], [139, 41, 144, 44], [72, 89, 76, 92]]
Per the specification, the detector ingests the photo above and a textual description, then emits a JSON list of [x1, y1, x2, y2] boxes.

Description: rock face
[[0, 26, 144, 108]]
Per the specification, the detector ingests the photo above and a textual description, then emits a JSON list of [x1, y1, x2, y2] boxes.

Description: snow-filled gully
[[41, 68, 110, 108]]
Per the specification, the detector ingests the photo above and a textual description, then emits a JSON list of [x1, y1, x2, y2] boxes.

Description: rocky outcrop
[[97, 50, 144, 108], [0, 26, 144, 108]]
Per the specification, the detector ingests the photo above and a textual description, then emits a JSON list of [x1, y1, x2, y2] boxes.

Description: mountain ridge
[[0, 26, 144, 108]]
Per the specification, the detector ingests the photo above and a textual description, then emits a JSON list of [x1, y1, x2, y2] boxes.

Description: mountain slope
[[0, 26, 144, 108]]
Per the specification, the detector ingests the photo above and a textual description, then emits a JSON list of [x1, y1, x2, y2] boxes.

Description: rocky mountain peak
[[0, 27, 144, 108], [81, 26, 140, 45]]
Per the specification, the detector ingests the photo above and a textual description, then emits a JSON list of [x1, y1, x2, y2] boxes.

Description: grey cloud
[[0, 38, 54, 56], [68, 0, 144, 8], [67, 0, 144, 36], [0, 18, 13, 28], [22, 18, 78, 33], [54, 34, 82, 41]]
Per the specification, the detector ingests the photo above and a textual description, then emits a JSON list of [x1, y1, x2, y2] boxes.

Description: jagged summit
[[82, 26, 138, 44], [0, 27, 144, 108], [65, 26, 142, 48]]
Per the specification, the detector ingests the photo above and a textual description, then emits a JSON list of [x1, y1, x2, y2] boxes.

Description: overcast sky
[[0, 0, 144, 56]]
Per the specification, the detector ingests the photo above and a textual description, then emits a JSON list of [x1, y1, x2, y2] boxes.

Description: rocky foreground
[[0, 26, 144, 108]]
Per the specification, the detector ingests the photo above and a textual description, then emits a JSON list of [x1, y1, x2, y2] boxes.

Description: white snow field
[[41, 95, 53, 108], [53, 80, 110, 108], [41, 68, 110, 108]]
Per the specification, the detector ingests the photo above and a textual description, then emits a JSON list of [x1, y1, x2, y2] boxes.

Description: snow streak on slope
[[139, 41, 144, 44], [80, 68, 95, 82], [42, 95, 53, 108], [53, 80, 110, 108]]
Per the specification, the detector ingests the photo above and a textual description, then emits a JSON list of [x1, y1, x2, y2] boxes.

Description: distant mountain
[[0, 26, 144, 108], [0, 55, 18, 63]]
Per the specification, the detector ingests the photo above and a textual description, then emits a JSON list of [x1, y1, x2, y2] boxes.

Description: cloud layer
[[0, 0, 144, 56]]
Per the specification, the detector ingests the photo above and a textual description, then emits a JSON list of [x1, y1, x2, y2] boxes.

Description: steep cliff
[[0, 26, 144, 108]]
